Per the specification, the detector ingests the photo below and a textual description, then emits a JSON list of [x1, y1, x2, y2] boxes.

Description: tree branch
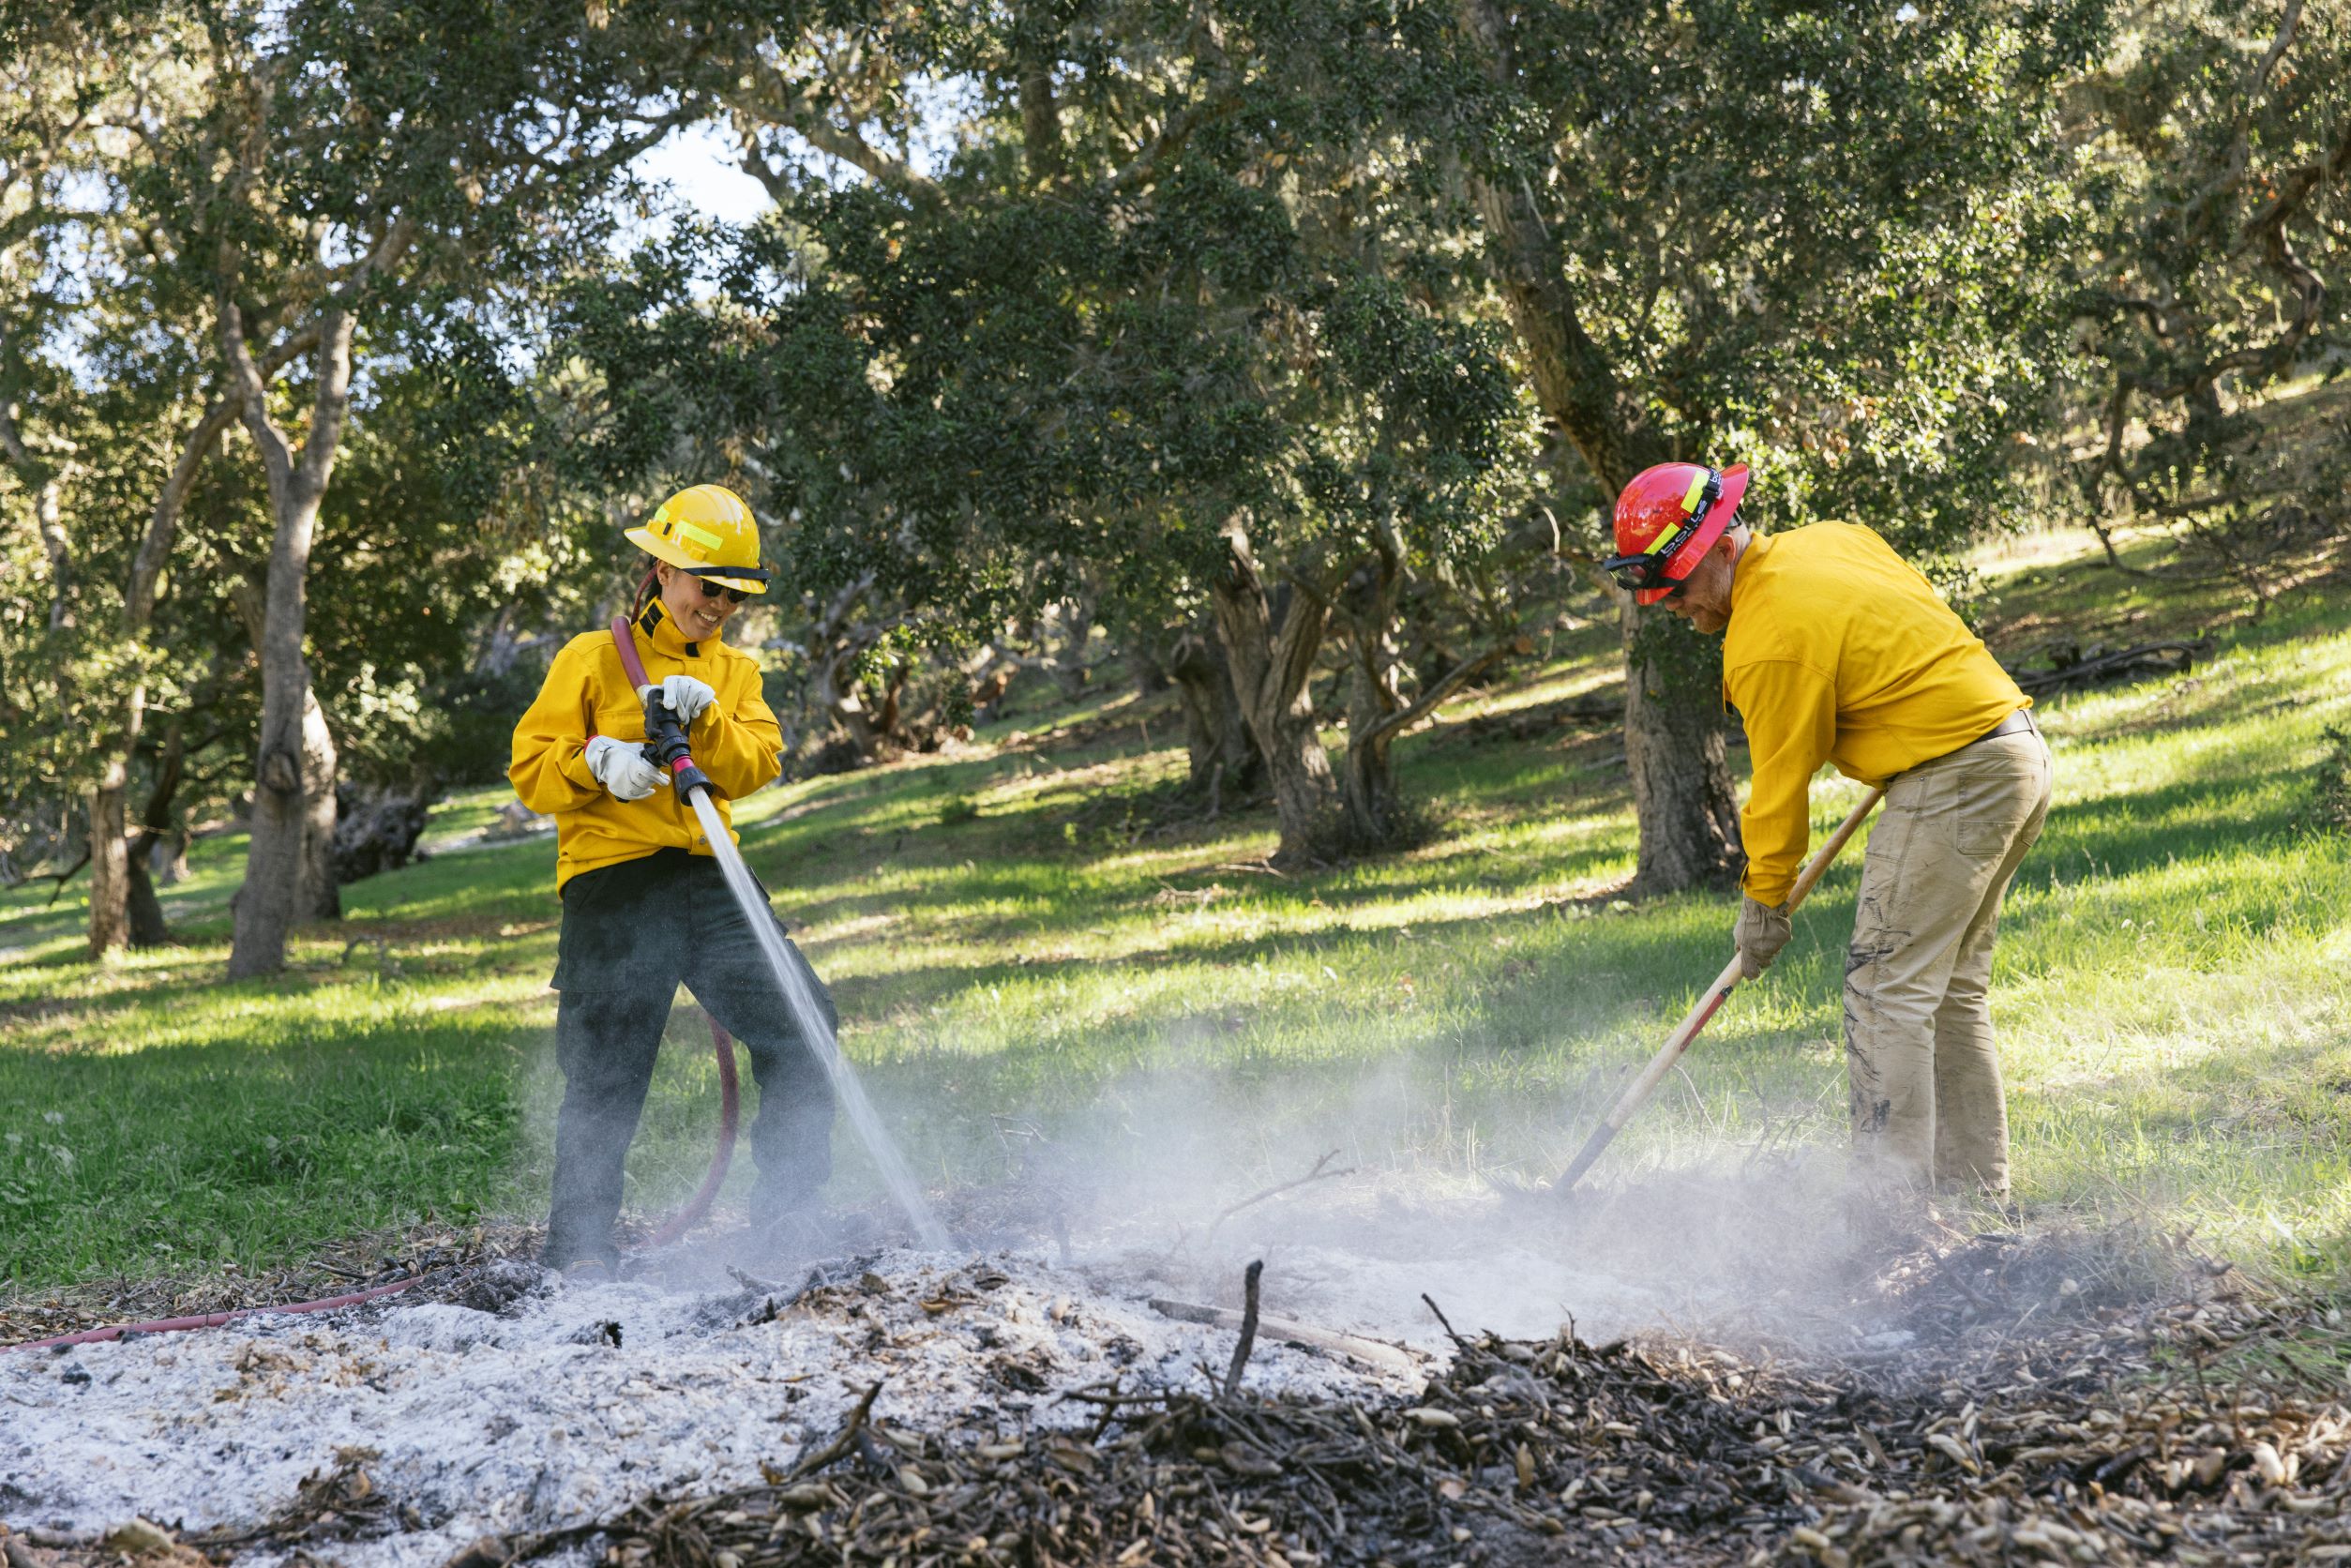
[[41, 849, 91, 905], [1361, 638, 1516, 751], [735, 129, 794, 206], [127, 397, 241, 631], [726, 62, 943, 209], [1452, 0, 1656, 490], [1108, 90, 1243, 192]]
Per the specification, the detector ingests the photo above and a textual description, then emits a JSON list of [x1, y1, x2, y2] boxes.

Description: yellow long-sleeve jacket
[[1725, 521, 2027, 906], [509, 604, 782, 892]]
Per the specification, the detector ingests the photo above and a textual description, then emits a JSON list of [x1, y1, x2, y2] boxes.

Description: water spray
[[612, 616, 952, 1251]]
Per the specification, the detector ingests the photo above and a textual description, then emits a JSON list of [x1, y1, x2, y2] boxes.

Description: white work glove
[[583, 734, 662, 802], [1734, 895, 1794, 981], [645, 675, 717, 728]]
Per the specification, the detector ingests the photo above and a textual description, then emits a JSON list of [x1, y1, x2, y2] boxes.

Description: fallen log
[[2005, 638, 2210, 698], [1149, 1296, 1424, 1382]]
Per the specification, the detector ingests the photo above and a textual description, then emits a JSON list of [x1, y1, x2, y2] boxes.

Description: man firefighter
[[510, 484, 836, 1273], [1605, 463, 2052, 1204]]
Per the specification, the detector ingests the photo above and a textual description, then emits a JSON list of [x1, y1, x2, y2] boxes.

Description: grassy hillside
[[4, 526, 2348, 1297]]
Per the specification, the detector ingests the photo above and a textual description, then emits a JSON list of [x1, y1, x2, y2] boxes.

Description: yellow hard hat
[[625, 484, 773, 596]]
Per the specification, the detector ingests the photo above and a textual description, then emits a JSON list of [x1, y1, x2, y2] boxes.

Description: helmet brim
[[626, 525, 770, 596]]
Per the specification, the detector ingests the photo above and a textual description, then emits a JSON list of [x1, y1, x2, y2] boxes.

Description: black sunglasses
[[689, 575, 753, 605], [1601, 470, 1722, 594]]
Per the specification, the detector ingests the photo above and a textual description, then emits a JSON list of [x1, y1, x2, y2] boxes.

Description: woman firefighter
[[509, 484, 836, 1274]]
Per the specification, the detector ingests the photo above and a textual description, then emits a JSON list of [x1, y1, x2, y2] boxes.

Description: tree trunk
[[225, 297, 359, 978], [233, 685, 313, 972], [475, 600, 552, 678], [331, 777, 438, 883], [86, 767, 132, 957], [31, 476, 70, 631], [296, 685, 342, 921], [125, 716, 188, 948], [1206, 523, 1339, 861], [84, 398, 237, 957], [1337, 541, 1408, 847], [1454, 0, 1741, 893], [804, 572, 910, 769], [1131, 646, 1171, 698], [1166, 618, 1261, 810], [0, 366, 72, 632], [127, 855, 169, 948], [1016, 4, 1063, 187], [154, 827, 190, 886], [1335, 537, 1520, 852], [1050, 591, 1095, 701], [1620, 600, 1744, 893]]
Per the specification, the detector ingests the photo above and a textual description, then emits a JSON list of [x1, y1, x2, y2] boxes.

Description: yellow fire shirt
[[1724, 521, 2027, 905], [509, 605, 783, 891]]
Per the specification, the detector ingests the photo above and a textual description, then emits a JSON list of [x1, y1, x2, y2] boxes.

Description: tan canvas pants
[[1845, 721, 2052, 1197]]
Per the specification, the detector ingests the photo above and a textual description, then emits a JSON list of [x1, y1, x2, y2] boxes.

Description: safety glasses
[[692, 577, 752, 605], [1601, 469, 1722, 594]]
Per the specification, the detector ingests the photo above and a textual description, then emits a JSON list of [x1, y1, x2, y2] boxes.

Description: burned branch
[[1221, 1259, 1264, 1401], [1204, 1150, 1355, 1244]]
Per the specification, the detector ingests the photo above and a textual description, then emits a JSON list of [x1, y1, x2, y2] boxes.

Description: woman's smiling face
[[656, 562, 742, 641]]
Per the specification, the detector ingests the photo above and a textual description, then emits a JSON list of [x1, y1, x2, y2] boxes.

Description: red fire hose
[[610, 611, 742, 1250], [5, 1277, 426, 1353]]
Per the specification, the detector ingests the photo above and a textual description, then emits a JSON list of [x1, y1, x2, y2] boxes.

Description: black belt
[[1917, 707, 2036, 771], [1980, 707, 2037, 743]]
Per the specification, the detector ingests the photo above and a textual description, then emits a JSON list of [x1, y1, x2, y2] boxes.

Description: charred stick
[[785, 1380, 882, 1483], [852, 1425, 895, 1476], [1422, 1292, 1471, 1353], [2085, 1441, 2153, 1489], [1088, 1376, 1125, 1441], [1930, 1248, 1997, 1312], [1223, 1260, 1264, 1400]]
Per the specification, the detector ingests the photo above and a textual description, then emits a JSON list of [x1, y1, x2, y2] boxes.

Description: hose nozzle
[[638, 685, 714, 804]]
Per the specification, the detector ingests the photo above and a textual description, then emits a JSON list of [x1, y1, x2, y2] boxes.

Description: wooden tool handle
[[1550, 786, 1887, 1196]]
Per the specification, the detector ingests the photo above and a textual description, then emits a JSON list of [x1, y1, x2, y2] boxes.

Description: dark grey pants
[[544, 848, 836, 1268]]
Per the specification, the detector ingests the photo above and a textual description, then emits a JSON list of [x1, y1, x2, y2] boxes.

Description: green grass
[[5, 525, 2350, 1297]]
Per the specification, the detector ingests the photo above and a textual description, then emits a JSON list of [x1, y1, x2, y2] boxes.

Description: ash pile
[[0, 1242, 1424, 1566], [4, 1196, 2349, 1568]]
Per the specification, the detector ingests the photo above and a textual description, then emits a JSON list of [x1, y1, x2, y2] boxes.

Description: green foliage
[[2065, 0, 2350, 592], [307, 361, 593, 787], [0, 0, 678, 891], [1407, 0, 2104, 554]]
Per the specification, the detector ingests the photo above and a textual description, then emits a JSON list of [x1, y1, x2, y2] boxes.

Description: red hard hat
[[1606, 462, 1751, 605]]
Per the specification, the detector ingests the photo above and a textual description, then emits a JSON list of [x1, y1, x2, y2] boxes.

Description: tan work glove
[[1734, 895, 1793, 981]]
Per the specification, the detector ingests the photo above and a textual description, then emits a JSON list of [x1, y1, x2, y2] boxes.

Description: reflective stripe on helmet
[[1680, 471, 1710, 514]]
